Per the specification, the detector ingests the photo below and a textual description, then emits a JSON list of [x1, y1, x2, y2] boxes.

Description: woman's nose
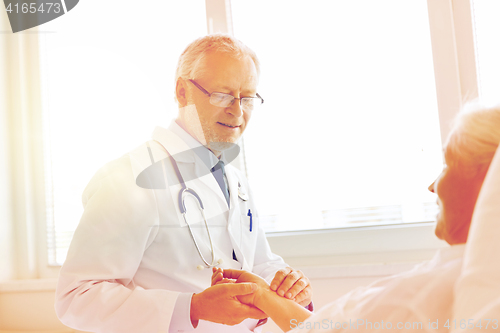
[[428, 181, 435, 193]]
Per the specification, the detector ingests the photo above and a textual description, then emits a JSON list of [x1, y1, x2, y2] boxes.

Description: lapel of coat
[[152, 126, 229, 218]]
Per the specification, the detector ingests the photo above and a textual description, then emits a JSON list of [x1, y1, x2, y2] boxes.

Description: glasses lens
[[241, 97, 262, 111], [210, 93, 234, 107]]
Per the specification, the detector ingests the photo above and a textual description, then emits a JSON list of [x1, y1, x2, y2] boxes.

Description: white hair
[[174, 33, 260, 101], [447, 103, 500, 168]]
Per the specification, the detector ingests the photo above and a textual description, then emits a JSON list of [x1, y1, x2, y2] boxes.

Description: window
[[37, 0, 481, 268], [40, 1, 207, 265], [232, 1, 442, 232], [472, 0, 500, 104]]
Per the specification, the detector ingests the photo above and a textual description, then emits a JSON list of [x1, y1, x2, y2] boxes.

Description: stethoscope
[[165, 149, 224, 271]]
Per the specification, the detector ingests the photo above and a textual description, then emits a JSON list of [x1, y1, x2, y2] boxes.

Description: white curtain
[[0, 6, 47, 280]]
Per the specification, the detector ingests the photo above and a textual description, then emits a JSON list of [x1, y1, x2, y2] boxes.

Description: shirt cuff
[[169, 292, 195, 332], [306, 301, 314, 312]]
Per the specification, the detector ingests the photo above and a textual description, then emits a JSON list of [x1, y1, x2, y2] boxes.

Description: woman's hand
[[211, 268, 312, 332], [211, 268, 236, 286], [211, 268, 270, 307]]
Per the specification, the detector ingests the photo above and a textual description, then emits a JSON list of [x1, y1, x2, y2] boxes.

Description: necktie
[[212, 160, 237, 262], [211, 160, 230, 207]]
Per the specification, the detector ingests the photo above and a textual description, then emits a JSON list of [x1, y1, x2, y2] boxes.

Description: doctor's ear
[[176, 78, 189, 107]]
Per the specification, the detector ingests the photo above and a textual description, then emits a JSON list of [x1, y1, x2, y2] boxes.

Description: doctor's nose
[[226, 99, 243, 118]]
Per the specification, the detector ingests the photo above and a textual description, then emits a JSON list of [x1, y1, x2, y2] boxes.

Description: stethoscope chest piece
[[196, 258, 223, 271]]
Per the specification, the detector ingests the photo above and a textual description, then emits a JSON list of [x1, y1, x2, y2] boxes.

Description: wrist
[[190, 293, 200, 327], [254, 286, 274, 311]]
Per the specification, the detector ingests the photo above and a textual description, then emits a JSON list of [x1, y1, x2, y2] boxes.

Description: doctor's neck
[[206, 146, 222, 159], [175, 119, 223, 158]]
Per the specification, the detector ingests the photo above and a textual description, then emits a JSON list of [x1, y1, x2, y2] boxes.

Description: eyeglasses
[[189, 79, 264, 111]]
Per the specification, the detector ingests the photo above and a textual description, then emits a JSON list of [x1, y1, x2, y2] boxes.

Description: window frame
[[0, 0, 479, 280]]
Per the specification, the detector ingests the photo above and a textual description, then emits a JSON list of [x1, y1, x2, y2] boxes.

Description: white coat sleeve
[[55, 157, 179, 333]]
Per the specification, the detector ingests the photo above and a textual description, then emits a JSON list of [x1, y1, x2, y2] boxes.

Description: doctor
[[55, 34, 312, 333]]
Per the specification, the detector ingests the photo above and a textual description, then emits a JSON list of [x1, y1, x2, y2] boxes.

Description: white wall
[[0, 246, 436, 333], [0, 280, 86, 333]]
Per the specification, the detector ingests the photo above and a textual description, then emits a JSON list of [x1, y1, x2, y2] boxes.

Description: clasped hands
[[190, 267, 312, 327]]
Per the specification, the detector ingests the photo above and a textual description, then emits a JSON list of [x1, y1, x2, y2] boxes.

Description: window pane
[[232, 0, 442, 231], [41, 0, 207, 265], [472, 0, 500, 104]]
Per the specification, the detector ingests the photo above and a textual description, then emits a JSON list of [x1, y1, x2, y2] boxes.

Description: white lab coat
[[55, 122, 287, 333]]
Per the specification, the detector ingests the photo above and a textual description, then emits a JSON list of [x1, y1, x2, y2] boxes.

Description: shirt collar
[[169, 120, 219, 169]]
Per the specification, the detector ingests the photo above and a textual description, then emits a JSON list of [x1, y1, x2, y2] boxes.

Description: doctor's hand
[[190, 282, 267, 327], [270, 267, 313, 307]]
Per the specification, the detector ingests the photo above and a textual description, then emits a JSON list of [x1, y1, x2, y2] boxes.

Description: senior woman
[[212, 104, 500, 332]]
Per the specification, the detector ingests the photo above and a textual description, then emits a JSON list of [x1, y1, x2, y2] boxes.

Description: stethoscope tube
[[166, 153, 221, 270], [180, 193, 215, 267]]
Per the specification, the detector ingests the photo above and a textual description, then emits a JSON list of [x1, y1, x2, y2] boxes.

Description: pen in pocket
[[247, 209, 253, 232]]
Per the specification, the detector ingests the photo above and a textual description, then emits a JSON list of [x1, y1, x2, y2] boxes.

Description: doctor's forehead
[[210, 74, 258, 90], [196, 54, 258, 88], [197, 51, 256, 72]]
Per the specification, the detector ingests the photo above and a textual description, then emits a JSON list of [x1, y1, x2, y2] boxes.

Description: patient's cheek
[[434, 212, 446, 241], [448, 222, 471, 245], [434, 224, 444, 241]]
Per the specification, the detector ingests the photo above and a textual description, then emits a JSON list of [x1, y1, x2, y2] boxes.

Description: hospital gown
[[294, 244, 465, 333]]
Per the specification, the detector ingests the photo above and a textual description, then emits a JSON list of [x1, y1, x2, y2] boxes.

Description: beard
[[181, 99, 241, 155], [200, 120, 239, 154], [207, 141, 235, 153]]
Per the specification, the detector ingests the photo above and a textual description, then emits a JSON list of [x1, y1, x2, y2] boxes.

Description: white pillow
[[453, 146, 500, 332]]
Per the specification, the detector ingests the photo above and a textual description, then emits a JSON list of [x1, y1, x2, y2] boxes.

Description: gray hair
[[174, 33, 260, 100], [447, 103, 500, 169]]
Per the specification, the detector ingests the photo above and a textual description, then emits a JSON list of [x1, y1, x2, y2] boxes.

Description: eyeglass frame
[[188, 79, 264, 110]]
